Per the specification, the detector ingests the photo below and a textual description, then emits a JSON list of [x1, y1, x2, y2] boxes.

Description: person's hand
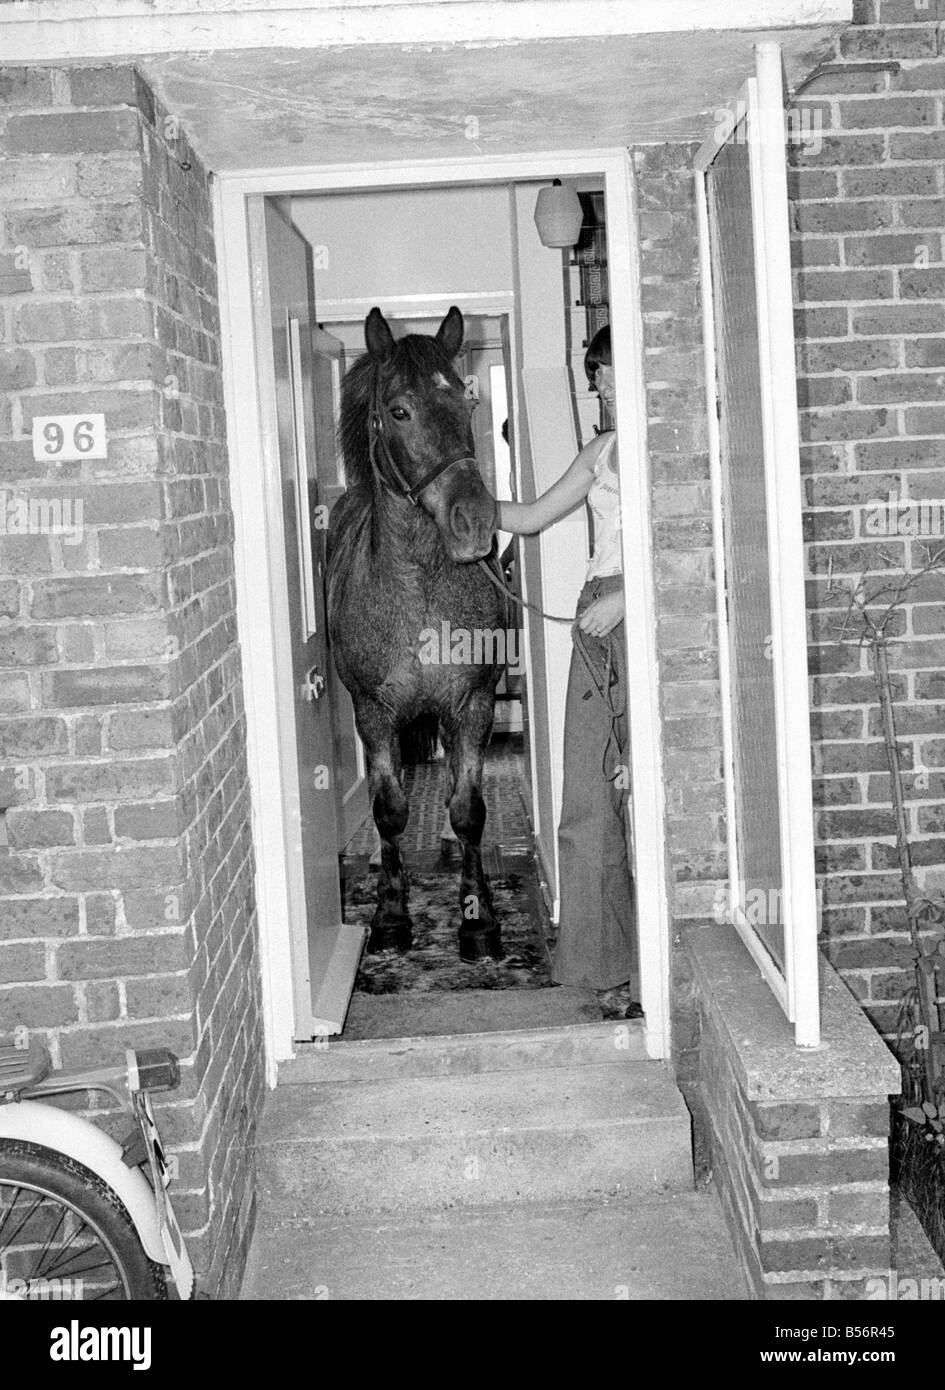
[[577, 591, 624, 637]]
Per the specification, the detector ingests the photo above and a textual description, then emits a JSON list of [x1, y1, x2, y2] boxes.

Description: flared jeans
[[551, 573, 639, 992]]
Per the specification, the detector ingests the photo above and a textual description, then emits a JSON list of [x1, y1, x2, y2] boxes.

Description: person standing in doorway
[[497, 326, 640, 1020]]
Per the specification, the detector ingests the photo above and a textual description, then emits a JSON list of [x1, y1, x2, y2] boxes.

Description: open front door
[[310, 325, 370, 850], [250, 199, 365, 1039], [695, 42, 820, 1046]]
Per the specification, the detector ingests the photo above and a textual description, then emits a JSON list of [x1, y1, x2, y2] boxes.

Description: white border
[[213, 149, 670, 1073]]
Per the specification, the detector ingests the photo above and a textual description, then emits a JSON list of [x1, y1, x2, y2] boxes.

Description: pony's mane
[[339, 333, 456, 491]]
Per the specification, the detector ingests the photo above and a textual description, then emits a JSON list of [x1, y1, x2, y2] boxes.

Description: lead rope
[[476, 555, 572, 624], [477, 558, 626, 784]]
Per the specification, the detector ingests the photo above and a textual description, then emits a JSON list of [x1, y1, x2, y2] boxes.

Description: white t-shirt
[[585, 433, 622, 580]]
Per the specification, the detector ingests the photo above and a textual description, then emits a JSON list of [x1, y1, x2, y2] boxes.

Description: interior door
[[310, 325, 370, 849], [251, 198, 365, 1039]]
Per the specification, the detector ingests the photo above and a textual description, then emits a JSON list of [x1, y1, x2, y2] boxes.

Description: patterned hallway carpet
[[343, 738, 554, 994], [346, 852, 551, 994]]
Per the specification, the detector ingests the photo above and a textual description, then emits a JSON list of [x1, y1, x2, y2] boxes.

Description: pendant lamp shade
[[534, 179, 584, 249]]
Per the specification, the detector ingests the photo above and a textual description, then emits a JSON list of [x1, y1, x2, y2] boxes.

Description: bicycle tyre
[[0, 1139, 168, 1301]]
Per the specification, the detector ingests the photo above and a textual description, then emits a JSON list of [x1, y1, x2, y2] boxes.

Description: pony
[[326, 306, 507, 961]]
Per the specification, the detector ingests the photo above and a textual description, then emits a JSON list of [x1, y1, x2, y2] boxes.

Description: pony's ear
[[365, 307, 396, 361], [436, 305, 464, 360]]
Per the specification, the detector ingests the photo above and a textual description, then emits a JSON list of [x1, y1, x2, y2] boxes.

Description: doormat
[[345, 851, 553, 994]]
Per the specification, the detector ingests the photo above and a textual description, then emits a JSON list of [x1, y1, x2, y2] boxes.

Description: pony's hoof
[[367, 921, 413, 954], [459, 928, 503, 962]]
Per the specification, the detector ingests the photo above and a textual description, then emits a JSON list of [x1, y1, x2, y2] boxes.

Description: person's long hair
[[583, 325, 611, 387]]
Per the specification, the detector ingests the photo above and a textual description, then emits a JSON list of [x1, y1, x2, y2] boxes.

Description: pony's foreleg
[[360, 714, 412, 953], [445, 695, 501, 962]]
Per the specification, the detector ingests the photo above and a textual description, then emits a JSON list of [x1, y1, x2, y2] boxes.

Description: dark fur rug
[[345, 852, 552, 994]]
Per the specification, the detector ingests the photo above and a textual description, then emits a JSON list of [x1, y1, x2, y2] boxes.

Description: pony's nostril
[[450, 504, 473, 541]]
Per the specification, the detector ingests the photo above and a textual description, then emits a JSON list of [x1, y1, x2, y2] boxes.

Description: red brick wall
[[0, 65, 263, 1295], [687, 927, 896, 1300], [789, 3, 945, 1054]]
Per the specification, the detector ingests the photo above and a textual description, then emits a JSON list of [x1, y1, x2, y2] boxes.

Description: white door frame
[[213, 149, 670, 1077]]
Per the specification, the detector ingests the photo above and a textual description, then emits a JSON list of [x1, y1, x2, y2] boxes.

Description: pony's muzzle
[[447, 488, 496, 563], [424, 458, 496, 562]]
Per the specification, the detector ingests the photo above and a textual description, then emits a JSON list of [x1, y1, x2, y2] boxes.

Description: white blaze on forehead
[[432, 372, 451, 389]]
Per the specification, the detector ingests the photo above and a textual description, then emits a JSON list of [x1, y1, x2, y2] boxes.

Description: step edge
[[255, 1185, 699, 1218], [279, 1021, 648, 1081], [260, 1079, 686, 1125], [257, 1113, 693, 1148], [292, 1052, 646, 1078], [278, 1049, 649, 1083], [279, 1055, 644, 1080], [245, 1188, 712, 1226], [269, 1057, 677, 1096]]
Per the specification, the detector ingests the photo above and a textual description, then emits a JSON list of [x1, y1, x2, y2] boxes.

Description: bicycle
[[0, 1037, 195, 1301]]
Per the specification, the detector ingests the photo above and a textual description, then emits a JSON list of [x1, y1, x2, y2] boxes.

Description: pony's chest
[[363, 566, 504, 684]]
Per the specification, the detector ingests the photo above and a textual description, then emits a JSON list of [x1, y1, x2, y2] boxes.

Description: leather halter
[[368, 367, 476, 507]]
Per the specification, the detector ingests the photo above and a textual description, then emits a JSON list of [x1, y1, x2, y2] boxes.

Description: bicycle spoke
[[29, 1196, 69, 1279], [33, 1206, 91, 1282], [0, 1184, 22, 1240], [0, 1180, 129, 1300], [36, 1243, 114, 1283], [0, 1187, 47, 1250], [89, 1280, 124, 1301]]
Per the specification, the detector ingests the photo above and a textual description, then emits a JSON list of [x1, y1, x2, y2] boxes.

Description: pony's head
[[341, 306, 497, 563]]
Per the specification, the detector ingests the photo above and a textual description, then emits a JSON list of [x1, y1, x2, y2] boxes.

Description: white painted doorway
[[214, 151, 670, 1080]]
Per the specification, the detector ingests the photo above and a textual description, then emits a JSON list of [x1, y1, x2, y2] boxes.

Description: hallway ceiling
[[140, 28, 839, 171]]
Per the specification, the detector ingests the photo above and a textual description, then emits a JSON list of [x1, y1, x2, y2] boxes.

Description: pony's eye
[[389, 407, 410, 422]]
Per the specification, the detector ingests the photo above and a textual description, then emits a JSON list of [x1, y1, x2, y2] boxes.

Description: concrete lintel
[[1, 0, 853, 62], [684, 925, 902, 1103]]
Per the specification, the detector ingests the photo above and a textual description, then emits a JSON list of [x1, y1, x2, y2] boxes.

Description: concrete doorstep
[[240, 1188, 750, 1301], [255, 1060, 693, 1214], [243, 999, 719, 1298]]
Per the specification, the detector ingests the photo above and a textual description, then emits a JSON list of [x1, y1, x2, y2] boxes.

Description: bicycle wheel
[[0, 1140, 167, 1301]]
